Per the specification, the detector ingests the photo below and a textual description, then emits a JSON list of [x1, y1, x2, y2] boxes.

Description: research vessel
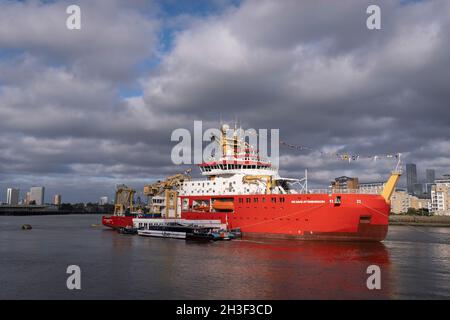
[[103, 124, 401, 241]]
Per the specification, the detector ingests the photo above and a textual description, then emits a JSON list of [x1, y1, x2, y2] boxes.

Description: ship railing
[[304, 188, 381, 195]]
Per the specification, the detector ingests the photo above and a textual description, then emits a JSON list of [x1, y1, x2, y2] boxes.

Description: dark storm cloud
[[0, 0, 449, 202]]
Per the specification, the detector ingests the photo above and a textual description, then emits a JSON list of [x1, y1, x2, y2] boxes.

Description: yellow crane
[[242, 175, 273, 194], [381, 155, 403, 202], [113, 184, 136, 216], [143, 169, 192, 217]]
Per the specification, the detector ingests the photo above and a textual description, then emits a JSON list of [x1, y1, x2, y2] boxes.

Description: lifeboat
[[212, 200, 234, 212], [193, 204, 210, 212]]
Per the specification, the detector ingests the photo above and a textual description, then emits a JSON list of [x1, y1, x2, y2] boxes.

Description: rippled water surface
[[1, 214, 449, 299]]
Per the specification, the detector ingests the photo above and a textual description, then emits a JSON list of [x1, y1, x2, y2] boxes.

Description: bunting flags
[[280, 141, 400, 162]]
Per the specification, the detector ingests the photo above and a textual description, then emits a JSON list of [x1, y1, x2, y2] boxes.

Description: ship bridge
[[178, 124, 284, 196], [198, 123, 276, 177]]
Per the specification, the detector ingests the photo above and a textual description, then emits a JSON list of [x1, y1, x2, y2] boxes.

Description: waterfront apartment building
[[331, 176, 359, 192], [390, 190, 430, 214], [29, 186, 45, 205], [430, 176, 450, 216], [406, 163, 418, 195], [6, 188, 19, 205], [359, 182, 385, 194]]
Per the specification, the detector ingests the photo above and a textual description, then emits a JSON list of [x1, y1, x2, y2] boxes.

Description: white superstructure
[[178, 124, 305, 198]]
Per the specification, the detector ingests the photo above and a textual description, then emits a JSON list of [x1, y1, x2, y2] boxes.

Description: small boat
[[212, 200, 234, 212], [186, 228, 217, 241], [193, 204, 209, 212], [118, 226, 138, 235], [137, 222, 195, 239], [137, 222, 235, 241]]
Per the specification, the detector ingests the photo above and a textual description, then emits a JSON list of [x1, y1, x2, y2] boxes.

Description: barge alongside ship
[[103, 124, 401, 242]]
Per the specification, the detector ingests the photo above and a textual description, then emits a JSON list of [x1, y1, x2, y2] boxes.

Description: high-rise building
[[6, 188, 19, 205], [413, 183, 424, 196], [426, 169, 436, 184], [29, 186, 45, 205], [425, 169, 436, 194], [53, 194, 61, 206], [99, 196, 109, 205], [406, 163, 417, 195]]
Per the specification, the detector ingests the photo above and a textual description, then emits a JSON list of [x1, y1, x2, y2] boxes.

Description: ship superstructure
[[179, 124, 302, 197]]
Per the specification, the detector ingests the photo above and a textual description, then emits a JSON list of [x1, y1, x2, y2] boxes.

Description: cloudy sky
[[0, 0, 449, 203]]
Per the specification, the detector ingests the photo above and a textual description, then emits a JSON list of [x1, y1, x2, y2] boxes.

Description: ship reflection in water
[[0, 215, 449, 299], [164, 240, 393, 299]]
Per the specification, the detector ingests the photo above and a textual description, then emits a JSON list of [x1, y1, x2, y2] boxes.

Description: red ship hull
[[180, 193, 390, 241], [103, 193, 391, 241], [102, 215, 134, 229]]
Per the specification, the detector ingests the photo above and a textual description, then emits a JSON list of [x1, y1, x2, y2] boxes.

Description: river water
[[0, 214, 449, 299]]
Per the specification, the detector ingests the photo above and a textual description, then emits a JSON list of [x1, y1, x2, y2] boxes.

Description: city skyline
[[1, 0, 450, 202], [2, 163, 447, 205]]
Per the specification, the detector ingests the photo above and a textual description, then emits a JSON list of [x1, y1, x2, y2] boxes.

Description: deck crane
[[143, 169, 192, 218], [113, 184, 136, 216]]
